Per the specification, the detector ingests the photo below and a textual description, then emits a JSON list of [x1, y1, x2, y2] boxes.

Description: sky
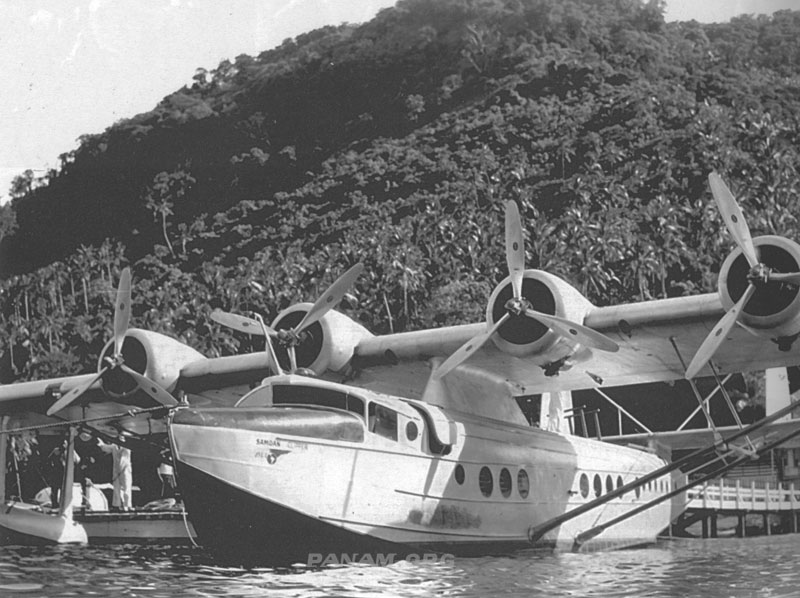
[[2, 0, 799, 204]]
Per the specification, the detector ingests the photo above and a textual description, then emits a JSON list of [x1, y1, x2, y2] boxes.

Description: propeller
[[708, 173, 759, 268], [685, 284, 755, 379], [212, 264, 363, 374], [47, 370, 106, 416], [292, 263, 364, 335], [685, 172, 800, 379], [521, 308, 620, 353], [433, 201, 619, 379], [47, 267, 178, 416], [120, 364, 181, 407], [210, 310, 278, 338], [769, 272, 800, 284], [210, 310, 284, 375], [433, 314, 510, 380], [275, 263, 364, 373], [113, 267, 132, 357]]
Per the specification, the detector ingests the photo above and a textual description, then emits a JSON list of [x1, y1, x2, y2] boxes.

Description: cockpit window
[[272, 385, 365, 419], [368, 403, 398, 441]]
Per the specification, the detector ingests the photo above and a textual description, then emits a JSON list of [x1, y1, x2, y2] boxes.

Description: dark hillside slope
[[1, 0, 800, 381]]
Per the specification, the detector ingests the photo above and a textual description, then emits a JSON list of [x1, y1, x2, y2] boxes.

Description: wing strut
[[570, 422, 800, 551], [707, 361, 757, 455], [527, 394, 800, 544], [669, 337, 724, 445], [59, 426, 79, 517], [210, 311, 284, 375]]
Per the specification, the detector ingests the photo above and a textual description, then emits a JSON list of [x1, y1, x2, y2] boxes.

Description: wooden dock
[[672, 479, 800, 538]]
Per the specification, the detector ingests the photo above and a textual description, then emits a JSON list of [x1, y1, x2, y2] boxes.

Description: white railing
[[687, 479, 800, 512]]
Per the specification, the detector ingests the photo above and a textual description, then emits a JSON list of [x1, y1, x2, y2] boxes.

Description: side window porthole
[[518, 469, 530, 499], [606, 475, 613, 494], [579, 473, 589, 499], [499, 468, 512, 498], [479, 466, 493, 497], [593, 474, 602, 498], [635, 484, 641, 499], [406, 421, 418, 441], [455, 464, 465, 485], [617, 476, 623, 490]]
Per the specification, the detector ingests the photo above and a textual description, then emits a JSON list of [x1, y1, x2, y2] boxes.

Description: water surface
[[1, 535, 798, 597]]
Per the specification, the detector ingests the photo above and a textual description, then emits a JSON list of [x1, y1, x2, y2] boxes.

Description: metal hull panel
[[170, 404, 676, 565]]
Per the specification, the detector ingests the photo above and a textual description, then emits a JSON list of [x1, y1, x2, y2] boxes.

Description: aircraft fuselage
[[168, 375, 682, 565]]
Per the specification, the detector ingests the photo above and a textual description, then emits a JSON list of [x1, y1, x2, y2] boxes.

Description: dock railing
[[688, 479, 800, 512]]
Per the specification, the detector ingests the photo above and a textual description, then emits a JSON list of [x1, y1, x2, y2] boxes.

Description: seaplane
[[2, 173, 800, 563]]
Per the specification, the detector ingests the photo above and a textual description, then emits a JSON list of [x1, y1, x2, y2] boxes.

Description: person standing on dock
[[98, 439, 132, 511]]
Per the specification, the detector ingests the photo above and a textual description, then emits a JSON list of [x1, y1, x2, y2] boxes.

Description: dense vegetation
[[2, 0, 800, 389]]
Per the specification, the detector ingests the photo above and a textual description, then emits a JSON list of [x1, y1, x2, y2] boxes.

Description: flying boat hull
[[169, 379, 682, 566]]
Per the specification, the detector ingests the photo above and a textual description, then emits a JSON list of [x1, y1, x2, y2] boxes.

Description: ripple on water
[[2, 537, 800, 597]]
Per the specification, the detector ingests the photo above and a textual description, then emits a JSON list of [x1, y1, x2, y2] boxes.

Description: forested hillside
[[2, 0, 800, 382]]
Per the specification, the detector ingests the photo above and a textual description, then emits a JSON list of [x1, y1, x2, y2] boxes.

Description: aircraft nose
[[171, 406, 364, 442]]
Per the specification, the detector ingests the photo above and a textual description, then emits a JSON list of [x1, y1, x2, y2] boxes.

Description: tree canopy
[[2, 0, 800, 382]]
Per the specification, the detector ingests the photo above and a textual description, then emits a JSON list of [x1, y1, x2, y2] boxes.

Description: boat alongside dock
[[0, 503, 196, 546], [75, 509, 196, 543]]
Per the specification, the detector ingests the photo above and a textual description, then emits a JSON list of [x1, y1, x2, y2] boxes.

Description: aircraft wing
[[0, 374, 99, 414], [2, 291, 798, 410], [353, 292, 800, 396], [178, 352, 270, 392]]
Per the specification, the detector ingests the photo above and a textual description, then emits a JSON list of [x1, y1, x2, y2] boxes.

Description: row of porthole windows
[[645, 479, 671, 494], [454, 464, 530, 499], [577, 473, 671, 500]]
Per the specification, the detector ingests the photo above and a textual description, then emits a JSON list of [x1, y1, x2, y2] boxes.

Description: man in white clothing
[[98, 440, 132, 511]]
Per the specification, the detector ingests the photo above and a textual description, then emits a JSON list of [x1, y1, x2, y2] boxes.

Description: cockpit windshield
[[272, 384, 366, 420]]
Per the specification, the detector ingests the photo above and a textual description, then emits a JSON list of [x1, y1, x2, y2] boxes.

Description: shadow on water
[[2, 537, 800, 597]]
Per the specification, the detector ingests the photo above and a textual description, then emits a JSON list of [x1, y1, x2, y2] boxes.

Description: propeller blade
[[433, 313, 510, 380], [47, 368, 107, 416], [120, 365, 179, 407], [505, 201, 525, 300], [210, 310, 277, 337], [113, 267, 132, 358], [708, 173, 759, 268], [769, 272, 800, 285], [294, 263, 364, 334], [523, 309, 620, 353], [685, 283, 756, 379]]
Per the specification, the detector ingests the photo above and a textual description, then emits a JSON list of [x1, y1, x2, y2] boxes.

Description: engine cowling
[[97, 329, 205, 399], [270, 304, 374, 374], [718, 234, 800, 339], [486, 269, 595, 361]]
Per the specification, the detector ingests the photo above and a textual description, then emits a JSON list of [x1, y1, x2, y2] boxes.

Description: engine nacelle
[[486, 270, 595, 363], [718, 235, 800, 340], [97, 329, 206, 398], [271, 304, 374, 374]]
